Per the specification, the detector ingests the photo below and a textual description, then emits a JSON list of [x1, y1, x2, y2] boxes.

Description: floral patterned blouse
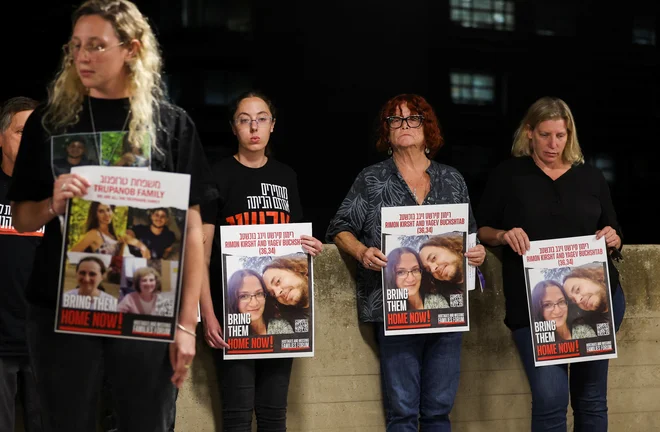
[[326, 158, 477, 323]]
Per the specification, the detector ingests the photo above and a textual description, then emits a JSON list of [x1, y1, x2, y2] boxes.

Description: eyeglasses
[[234, 116, 274, 128], [395, 268, 423, 279], [63, 41, 125, 59], [386, 115, 424, 129], [542, 298, 568, 311], [238, 292, 266, 302]]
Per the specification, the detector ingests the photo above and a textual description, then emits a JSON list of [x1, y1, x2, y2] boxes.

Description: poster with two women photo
[[523, 235, 618, 366], [381, 203, 470, 336], [220, 223, 314, 360], [55, 166, 189, 342]]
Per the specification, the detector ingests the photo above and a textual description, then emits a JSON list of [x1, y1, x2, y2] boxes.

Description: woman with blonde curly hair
[[8, 0, 217, 430]]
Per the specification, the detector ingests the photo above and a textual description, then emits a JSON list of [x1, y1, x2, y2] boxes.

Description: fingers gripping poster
[[381, 204, 470, 336], [523, 235, 618, 366], [220, 223, 314, 359], [55, 166, 190, 342]]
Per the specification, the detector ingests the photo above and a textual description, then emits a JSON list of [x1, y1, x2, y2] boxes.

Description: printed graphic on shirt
[[226, 183, 291, 225], [0, 203, 45, 237], [51, 131, 151, 177]]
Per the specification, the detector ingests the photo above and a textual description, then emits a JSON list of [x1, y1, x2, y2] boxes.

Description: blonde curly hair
[[43, 0, 164, 151]]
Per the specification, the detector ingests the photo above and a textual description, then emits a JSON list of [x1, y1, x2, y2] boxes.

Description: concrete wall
[[177, 245, 660, 431]]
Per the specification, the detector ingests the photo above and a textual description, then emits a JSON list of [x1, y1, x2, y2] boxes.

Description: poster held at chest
[[55, 166, 190, 342], [381, 203, 470, 336], [221, 223, 314, 360], [523, 234, 618, 367]]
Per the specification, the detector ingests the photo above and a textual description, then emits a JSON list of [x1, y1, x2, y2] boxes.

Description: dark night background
[[3, 0, 658, 245]]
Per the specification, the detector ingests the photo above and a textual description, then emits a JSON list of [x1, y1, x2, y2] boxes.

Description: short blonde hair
[[511, 97, 584, 165]]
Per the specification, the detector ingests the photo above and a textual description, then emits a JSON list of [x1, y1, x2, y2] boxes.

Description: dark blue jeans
[[214, 349, 293, 432], [376, 323, 463, 432], [513, 286, 626, 432], [26, 304, 177, 432]]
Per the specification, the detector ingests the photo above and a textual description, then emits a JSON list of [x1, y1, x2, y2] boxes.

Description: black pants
[[214, 350, 293, 432], [27, 304, 177, 432], [0, 356, 43, 432]]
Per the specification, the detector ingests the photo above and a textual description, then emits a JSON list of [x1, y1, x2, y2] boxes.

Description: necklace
[[394, 157, 430, 205], [88, 97, 131, 164]]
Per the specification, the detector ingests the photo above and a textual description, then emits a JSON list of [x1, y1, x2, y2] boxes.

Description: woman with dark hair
[[384, 247, 449, 310], [531, 280, 596, 341], [200, 90, 322, 430], [7, 0, 217, 429], [70, 201, 122, 255], [63, 256, 115, 307], [226, 268, 293, 335], [327, 93, 485, 430]]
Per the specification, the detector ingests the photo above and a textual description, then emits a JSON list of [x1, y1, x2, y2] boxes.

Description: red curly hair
[[375, 94, 444, 157]]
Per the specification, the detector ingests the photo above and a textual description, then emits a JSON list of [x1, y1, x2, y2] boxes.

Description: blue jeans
[[513, 286, 626, 432], [376, 323, 463, 432], [26, 304, 177, 432]]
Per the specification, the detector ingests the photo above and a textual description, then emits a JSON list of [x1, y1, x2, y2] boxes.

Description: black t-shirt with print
[[200, 156, 303, 313], [7, 96, 218, 308], [0, 170, 43, 356]]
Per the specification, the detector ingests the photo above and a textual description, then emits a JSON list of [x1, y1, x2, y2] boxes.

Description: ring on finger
[[61, 183, 67, 191], [368, 262, 372, 267]]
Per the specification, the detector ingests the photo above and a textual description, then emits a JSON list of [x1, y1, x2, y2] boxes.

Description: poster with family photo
[[51, 131, 150, 177], [220, 223, 314, 360], [55, 165, 190, 342], [523, 235, 618, 367], [381, 203, 469, 336]]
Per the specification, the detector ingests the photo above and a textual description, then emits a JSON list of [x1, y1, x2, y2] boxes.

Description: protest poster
[[523, 234, 618, 366], [55, 166, 190, 342], [381, 203, 469, 336], [220, 223, 314, 359]]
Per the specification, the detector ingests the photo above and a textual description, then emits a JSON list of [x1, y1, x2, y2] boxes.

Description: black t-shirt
[[130, 224, 175, 259], [7, 96, 218, 308], [0, 170, 43, 356], [477, 156, 622, 331], [200, 156, 303, 313]]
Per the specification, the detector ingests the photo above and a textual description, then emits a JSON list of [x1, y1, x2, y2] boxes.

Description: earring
[[424, 147, 430, 154], [387, 147, 393, 156]]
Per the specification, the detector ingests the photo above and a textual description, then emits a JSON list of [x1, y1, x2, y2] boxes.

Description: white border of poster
[[523, 234, 618, 366], [381, 204, 470, 336], [220, 223, 314, 360]]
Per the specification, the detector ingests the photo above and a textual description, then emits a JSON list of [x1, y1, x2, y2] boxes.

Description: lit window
[[633, 16, 656, 46], [450, 72, 495, 105], [589, 155, 615, 183], [450, 0, 515, 31]]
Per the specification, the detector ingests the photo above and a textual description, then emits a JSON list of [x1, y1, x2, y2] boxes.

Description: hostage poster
[[220, 223, 314, 360], [381, 204, 469, 336], [55, 166, 190, 342], [523, 235, 618, 366]]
